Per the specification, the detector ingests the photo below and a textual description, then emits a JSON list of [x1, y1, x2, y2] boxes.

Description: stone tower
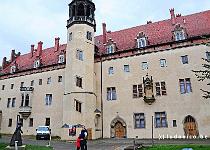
[[63, 0, 100, 139]]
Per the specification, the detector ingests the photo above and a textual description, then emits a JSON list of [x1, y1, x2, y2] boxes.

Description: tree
[[192, 42, 210, 99]]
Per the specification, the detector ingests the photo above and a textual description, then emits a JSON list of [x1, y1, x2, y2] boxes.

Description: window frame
[[181, 55, 189, 64], [134, 113, 146, 129], [179, 78, 192, 94], [133, 84, 143, 98], [76, 76, 83, 88], [75, 100, 82, 113], [107, 87, 117, 101], [45, 94, 52, 106], [76, 49, 84, 61], [8, 119, 12, 127], [137, 37, 147, 48], [29, 118, 33, 127], [155, 112, 168, 128], [160, 59, 167, 67], [142, 62, 148, 70], [108, 67, 114, 75], [58, 54, 65, 64], [124, 65, 130, 73]]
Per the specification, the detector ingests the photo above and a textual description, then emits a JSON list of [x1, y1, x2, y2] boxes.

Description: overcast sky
[[0, 0, 210, 65]]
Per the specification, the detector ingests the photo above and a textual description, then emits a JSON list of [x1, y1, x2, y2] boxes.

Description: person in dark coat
[[80, 126, 88, 150]]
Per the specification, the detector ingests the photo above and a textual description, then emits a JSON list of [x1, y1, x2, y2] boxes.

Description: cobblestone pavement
[[0, 135, 210, 150]]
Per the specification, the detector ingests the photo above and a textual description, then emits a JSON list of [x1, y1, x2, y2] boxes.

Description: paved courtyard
[[0, 135, 210, 150]]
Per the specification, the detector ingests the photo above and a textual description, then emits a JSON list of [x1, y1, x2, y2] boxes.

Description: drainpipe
[[100, 53, 104, 139]]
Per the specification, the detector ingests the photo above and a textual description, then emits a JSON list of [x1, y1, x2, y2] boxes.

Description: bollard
[[15, 141, 18, 150]]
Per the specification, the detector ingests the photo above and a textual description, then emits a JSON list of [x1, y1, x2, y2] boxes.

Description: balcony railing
[[67, 16, 96, 26]]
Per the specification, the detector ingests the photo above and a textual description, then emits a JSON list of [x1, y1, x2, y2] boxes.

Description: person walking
[[80, 126, 88, 150]]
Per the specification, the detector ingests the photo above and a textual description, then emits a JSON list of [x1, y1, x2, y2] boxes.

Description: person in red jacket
[[76, 134, 82, 150]]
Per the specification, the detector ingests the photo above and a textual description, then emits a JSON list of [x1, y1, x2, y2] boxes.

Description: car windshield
[[38, 127, 49, 131]]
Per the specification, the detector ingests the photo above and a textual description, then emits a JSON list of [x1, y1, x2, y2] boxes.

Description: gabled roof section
[[95, 9, 210, 53], [0, 38, 67, 76]]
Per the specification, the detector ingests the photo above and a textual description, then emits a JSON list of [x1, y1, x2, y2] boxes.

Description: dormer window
[[173, 24, 186, 41], [10, 66, 16, 74], [136, 32, 147, 48], [58, 54, 65, 64], [175, 30, 185, 41], [34, 60, 40, 68], [107, 45, 114, 54], [137, 37, 147, 48]]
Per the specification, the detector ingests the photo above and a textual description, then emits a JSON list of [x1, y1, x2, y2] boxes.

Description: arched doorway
[[183, 115, 199, 137], [110, 117, 126, 138]]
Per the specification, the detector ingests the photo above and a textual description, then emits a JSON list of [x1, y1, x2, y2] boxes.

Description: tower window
[[31, 80, 34, 86], [8, 119, 12, 127], [77, 3, 85, 16], [69, 32, 73, 41], [58, 76, 63, 83], [75, 100, 82, 113], [76, 76, 83, 88], [11, 84, 14, 89], [39, 79, 42, 85], [87, 31, 92, 41], [2, 85, 5, 90], [76, 50, 84, 61], [47, 77, 52, 84], [12, 98, 16, 107]]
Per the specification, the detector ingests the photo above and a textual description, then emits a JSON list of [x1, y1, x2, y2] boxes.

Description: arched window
[[86, 5, 91, 17], [77, 3, 85, 16], [72, 5, 76, 16]]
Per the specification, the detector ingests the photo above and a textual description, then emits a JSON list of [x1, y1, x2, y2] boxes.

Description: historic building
[[0, 0, 210, 140]]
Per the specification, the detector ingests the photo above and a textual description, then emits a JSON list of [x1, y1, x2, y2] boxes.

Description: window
[[155, 112, 168, 128], [124, 65, 130, 72], [29, 118, 33, 127], [58, 76, 62, 82], [7, 98, 11, 108], [10, 66, 16, 74], [75, 100, 82, 113], [12, 98, 16, 107], [47, 77, 52, 84], [107, 45, 114, 54], [76, 50, 84, 61], [2, 85, 5, 90], [137, 37, 147, 48], [142, 62, 148, 70], [206, 52, 210, 61], [69, 32, 73, 41], [133, 84, 143, 98], [20, 82, 24, 87], [107, 87, 117, 100], [45, 94, 52, 106], [87, 31, 92, 41], [173, 120, 177, 127], [155, 82, 167, 96], [8, 119, 12, 127], [76, 76, 82, 88], [58, 54, 65, 64], [45, 118, 50, 126], [134, 113, 145, 128], [21, 94, 24, 107], [108, 67, 114, 75], [34, 60, 40, 68], [181, 55, 188, 64], [39, 79, 42, 85], [179, 78, 192, 94], [25, 94, 30, 107], [31, 80, 34, 86], [11, 84, 14, 89], [175, 30, 185, 41], [160, 59, 167, 67]]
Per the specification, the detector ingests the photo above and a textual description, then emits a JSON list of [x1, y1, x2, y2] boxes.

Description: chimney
[[102, 23, 107, 44], [37, 41, 43, 57], [10, 50, 16, 62], [31, 44, 35, 57], [170, 8, 176, 25], [55, 37, 60, 52], [2, 57, 7, 69]]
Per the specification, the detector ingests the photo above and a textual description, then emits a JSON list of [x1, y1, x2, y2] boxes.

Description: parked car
[[36, 126, 51, 140]]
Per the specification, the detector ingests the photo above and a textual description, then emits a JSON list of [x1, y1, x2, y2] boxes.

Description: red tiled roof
[[95, 10, 210, 53], [1, 9, 210, 76], [1, 44, 66, 75]]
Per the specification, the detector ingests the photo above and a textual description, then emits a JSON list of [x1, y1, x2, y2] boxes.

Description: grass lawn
[[142, 145, 210, 150], [0, 143, 53, 150]]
